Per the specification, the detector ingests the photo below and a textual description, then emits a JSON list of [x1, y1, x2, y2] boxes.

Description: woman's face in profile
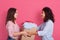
[[41, 11, 45, 19], [14, 10, 18, 19]]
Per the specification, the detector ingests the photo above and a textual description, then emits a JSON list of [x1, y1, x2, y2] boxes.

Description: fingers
[[22, 31, 29, 37], [13, 32, 20, 37]]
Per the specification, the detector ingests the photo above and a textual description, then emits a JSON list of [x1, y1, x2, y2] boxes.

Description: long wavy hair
[[42, 7, 54, 23], [6, 8, 16, 24]]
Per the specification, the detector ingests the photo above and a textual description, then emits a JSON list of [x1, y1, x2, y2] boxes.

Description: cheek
[[43, 14, 45, 17], [43, 12, 45, 17], [41, 13, 45, 18], [14, 14, 17, 18], [15, 14, 17, 18]]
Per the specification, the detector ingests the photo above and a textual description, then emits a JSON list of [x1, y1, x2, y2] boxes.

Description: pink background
[[0, 0, 60, 40]]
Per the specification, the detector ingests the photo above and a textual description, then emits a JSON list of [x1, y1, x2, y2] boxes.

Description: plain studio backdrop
[[0, 0, 60, 40]]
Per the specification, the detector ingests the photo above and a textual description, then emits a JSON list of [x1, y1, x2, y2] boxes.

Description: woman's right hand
[[13, 32, 21, 37], [21, 31, 30, 37], [13, 30, 32, 37]]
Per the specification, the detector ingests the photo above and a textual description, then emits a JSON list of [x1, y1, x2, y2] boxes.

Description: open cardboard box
[[21, 22, 37, 40], [21, 28, 36, 40]]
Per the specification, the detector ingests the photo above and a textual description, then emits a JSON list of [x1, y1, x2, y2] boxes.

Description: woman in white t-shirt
[[27, 7, 55, 40]]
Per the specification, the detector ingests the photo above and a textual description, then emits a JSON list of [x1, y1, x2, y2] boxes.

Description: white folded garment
[[23, 22, 37, 29]]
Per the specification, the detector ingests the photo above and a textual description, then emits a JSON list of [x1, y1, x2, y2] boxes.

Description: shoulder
[[6, 21, 14, 26], [46, 20, 54, 25], [47, 20, 53, 23]]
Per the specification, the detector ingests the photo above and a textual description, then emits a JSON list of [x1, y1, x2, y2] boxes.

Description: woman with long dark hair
[[6, 8, 28, 40], [27, 7, 54, 40]]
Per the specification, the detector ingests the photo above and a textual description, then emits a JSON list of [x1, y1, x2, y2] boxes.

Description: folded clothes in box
[[23, 22, 37, 29]]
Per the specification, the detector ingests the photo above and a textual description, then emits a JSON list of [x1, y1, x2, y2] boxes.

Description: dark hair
[[42, 7, 54, 23], [6, 8, 16, 24]]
